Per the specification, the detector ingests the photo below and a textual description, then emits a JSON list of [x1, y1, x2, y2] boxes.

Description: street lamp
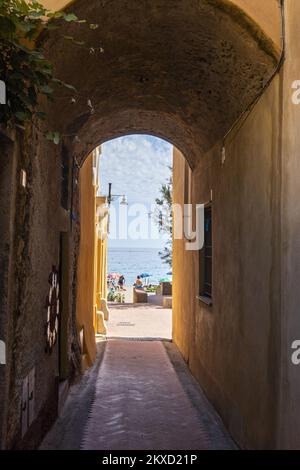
[[107, 182, 128, 206], [106, 183, 127, 235]]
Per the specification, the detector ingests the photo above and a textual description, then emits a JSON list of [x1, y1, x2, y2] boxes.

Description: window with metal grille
[[200, 205, 212, 299]]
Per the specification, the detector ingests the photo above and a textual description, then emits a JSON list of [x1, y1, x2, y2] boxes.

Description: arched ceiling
[[40, 0, 282, 167], [40, 0, 282, 49]]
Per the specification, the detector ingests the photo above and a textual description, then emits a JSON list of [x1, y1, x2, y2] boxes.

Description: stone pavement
[[82, 340, 235, 450], [105, 302, 172, 340], [41, 339, 236, 450]]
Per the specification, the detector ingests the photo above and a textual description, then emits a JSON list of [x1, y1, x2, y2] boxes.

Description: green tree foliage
[[155, 167, 172, 268]]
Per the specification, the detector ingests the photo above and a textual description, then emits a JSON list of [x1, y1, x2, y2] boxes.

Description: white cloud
[[99, 135, 172, 206], [98, 135, 172, 248]]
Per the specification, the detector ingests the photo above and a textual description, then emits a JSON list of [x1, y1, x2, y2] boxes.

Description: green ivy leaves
[[64, 13, 79, 22], [46, 131, 60, 145], [0, 16, 16, 34], [0, 0, 97, 144]]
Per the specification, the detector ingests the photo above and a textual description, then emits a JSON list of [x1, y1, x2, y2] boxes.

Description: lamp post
[[107, 182, 128, 206], [106, 183, 128, 234]]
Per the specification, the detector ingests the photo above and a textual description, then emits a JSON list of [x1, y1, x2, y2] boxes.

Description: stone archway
[[40, 0, 281, 168]]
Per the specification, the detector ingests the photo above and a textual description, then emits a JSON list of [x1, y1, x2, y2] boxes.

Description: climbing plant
[[0, 0, 97, 143]]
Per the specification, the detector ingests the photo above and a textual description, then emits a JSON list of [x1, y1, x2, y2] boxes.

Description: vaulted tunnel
[[0, 0, 288, 452], [41, 0, 281, 167]]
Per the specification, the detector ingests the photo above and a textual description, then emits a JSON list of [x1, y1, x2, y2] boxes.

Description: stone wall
[[0, 130, 18, 449], [0, 124, 79, 449]]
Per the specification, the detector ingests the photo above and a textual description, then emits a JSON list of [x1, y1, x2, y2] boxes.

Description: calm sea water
[[108, 247, 171, 287]]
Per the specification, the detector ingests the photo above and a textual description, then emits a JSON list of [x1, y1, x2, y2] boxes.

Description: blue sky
[[98, 135, 172, 248]]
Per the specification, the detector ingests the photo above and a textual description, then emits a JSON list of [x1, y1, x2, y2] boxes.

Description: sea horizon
[[107, 245, 171, 287]]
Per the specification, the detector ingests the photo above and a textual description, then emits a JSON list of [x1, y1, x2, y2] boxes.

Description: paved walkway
[[105, 303, 172, 340], [41, 340, 236, 450]]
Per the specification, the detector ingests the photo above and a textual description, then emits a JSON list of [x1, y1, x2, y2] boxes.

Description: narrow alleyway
[[41, 304, 236, 450], [80, 340, 235, 450]]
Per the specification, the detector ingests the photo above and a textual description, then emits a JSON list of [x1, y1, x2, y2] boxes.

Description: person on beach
[[134, 276, 143, 289], [118, 275, 125, 290]]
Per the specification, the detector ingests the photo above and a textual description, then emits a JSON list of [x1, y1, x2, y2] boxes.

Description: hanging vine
[[0, 0, 98, 143]]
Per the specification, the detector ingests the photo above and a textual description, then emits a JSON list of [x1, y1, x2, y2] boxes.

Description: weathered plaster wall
[[278, 0, 300, 450], [229, 0, 281, 49], [1, 124, 76, 448], [0, 131, 18, 449], [0, 127, 69, 449], [76, 155, 97, 368], [173, 75, 281, 449]]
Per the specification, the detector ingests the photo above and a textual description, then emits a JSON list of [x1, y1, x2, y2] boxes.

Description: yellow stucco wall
[[96, 196, 108, 309], [76, 154, 97, 367], [39, 0, 73, 10], [76, 152, 108, 368], [173, 72, 282, 449], [278, 0, 300, 450], [229, 0, 282, 48]]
